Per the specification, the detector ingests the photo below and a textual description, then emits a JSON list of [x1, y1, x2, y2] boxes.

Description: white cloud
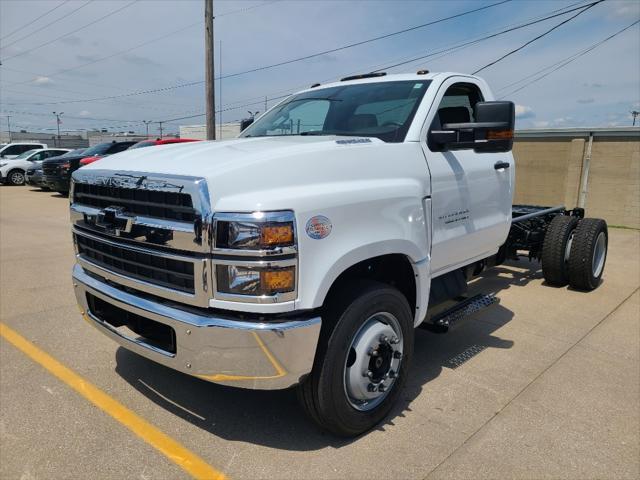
[[78, 110, 91, 117], [32, 76, 54, 86], [515, 104, 534, 119], [533, 120, 550, 128]]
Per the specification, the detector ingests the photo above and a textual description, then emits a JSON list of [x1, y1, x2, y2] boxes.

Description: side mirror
[[240, 118, 254, 131], [429, 101, 515, 153]]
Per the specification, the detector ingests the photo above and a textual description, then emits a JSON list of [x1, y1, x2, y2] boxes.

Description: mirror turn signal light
[[487, 130, 514, 140]]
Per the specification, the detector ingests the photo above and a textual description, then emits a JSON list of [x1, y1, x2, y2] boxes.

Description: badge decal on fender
[[306, 215, 332, 239]]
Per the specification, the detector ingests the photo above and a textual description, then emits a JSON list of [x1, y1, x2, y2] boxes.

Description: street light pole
[[157, 121, 164, 139], [53, 111, 63, 147], [5, 115, 11, 143], [632, 110, 639, 127], [143, 120, 152, 139]]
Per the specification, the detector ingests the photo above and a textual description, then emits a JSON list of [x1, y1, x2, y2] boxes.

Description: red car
[[80, 138, 200, 166]]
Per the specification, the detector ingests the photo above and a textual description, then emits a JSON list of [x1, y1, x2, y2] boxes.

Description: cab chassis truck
[[70, 72, 608, 437]]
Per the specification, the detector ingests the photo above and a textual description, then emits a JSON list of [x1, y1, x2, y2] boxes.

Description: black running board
[[421, 294, 499, 330]]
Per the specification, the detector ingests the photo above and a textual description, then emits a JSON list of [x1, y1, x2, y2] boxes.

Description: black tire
[[568, 218, 608, 291], [541, 215, 580, 286], [7, 169, 25, 186], [298, 281, 414, 437]]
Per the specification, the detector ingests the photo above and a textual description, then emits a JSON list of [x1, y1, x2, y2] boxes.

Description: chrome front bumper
[[73, 264, 321, 390]]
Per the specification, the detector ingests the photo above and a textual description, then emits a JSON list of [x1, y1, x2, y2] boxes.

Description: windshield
[[130, 140, 156, 149], [14, 149, 39, 159], [62, 148, 85, 157], [81, 143, 113, 156], [241, 80, 431, 143]]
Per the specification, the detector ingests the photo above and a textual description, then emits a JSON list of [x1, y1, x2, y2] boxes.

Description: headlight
[[216, 264, 295, 297], [213, 211, 297, 303], [215, 211, 295, 250]]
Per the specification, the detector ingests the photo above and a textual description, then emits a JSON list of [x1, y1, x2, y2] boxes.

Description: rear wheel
[[541, 215, 579, 286], [568, 218, 608, 291], [8, 169, 25, 186], [298, 281, 414, 437]]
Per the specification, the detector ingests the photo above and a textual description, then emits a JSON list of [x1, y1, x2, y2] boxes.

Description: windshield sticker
[[306, 215, 332, 239]]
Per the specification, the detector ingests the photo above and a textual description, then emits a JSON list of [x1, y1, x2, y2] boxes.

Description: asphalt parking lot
[[1, 184, 639, 480]]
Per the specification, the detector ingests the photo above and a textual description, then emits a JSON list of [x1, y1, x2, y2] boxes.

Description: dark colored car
[[42, 141, 137, 193], [26, 148, 87, 189]]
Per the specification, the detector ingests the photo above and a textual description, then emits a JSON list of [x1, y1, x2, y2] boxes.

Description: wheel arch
[[311, 241, 430, 325]]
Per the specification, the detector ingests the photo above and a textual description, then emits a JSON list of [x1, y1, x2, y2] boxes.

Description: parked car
[[130, 138, 201, 149], [0, 142, 48, 159], [0, 148, 70, 185], [79, 138, 201, 166], [69, 71, 609, 437], [43, 141, 137, 193], [26, 148, 86, 189]]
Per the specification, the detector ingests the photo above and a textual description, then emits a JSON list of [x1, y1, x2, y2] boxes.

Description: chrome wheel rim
[[10, 172, 24, 184], [592, 231, 606, 278], [343, 312, 403, 411]]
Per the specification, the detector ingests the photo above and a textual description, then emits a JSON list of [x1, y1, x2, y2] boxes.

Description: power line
[[214, 0, 512, 81], [1, 1, 91, 50], [371, 0, 597, 72], [472, 0, 603, 74], [2, 1, 137, 62], [3, 0, 513, 106], [498, 19, 640, 97], [0, 0, 71, 42], [4, 1, 280, 86]]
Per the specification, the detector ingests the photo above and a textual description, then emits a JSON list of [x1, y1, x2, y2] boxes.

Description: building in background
[[0, 130, 88, 148]]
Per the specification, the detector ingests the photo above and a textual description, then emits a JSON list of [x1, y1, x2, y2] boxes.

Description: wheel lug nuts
[[389, 370, 397, 378], [391, 336, 399, 344], [378, 384, 387, 392], [367, 383, 376, 392], [379, 334, 388, 343], [371, 349, 379, 357], [365, 370, 373, 378], [393, 351, 402, 359]]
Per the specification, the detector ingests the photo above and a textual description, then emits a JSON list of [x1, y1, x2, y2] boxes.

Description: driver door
[[421, 78, 514, 274]]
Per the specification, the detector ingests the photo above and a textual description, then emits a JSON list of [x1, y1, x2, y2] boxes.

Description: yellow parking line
[[0, 322, 226, 480], [196, 331, 287, 383]]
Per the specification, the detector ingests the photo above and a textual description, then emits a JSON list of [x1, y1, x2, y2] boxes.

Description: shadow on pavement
[[114, 301, 514, 450]]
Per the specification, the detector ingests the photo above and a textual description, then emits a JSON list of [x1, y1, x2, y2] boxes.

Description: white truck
[[70, 72, 608, 437]]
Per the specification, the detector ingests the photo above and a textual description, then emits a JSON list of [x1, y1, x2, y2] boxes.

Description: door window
[[2, 144, 39, 156], [429, 82, 484, 150]]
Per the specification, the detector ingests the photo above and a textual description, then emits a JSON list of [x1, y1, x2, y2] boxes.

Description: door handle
[[494, 161, 510, 170]]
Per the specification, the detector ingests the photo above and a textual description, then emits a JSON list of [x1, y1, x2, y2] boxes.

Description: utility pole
[[632, 110, 639, 127], [143, 120, 153, 139], [53, 111, 63, 147], [205, 0, 216, 140], [219, 39, 222, 139], [157, 121, 164, 139], [5, 115, 11, 143]]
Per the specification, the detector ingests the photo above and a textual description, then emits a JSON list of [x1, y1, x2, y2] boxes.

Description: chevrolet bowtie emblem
[[95, 206, 134, 236]]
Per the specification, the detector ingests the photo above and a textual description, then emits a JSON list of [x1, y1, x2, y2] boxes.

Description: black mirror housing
[[240, 118, 254, 131], [429, 101, 515, 153]]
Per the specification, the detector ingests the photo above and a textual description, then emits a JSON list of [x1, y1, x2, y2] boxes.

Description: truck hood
[[79, 136, 428, 210]]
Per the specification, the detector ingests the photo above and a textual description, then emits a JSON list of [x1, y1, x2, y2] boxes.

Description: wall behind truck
[[513, 128, 640, 229]]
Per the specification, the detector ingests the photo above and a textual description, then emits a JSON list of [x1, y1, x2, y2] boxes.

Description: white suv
[[0, 148, 70, 185], [0, 143, 48, 159]]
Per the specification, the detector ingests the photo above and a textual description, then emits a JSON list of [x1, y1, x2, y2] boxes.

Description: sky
[[0, 0, 639, 137]]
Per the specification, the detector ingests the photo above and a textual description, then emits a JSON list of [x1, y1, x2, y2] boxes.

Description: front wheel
[[8, 169, 25, 186], [298, 281, 414, 437]]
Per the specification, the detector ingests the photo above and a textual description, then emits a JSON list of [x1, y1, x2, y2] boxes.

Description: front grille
[[87, 293, 176, 354], [73, 183, 196, 222], [76, 233, 195, 293], [42, 163, 60, 176]]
